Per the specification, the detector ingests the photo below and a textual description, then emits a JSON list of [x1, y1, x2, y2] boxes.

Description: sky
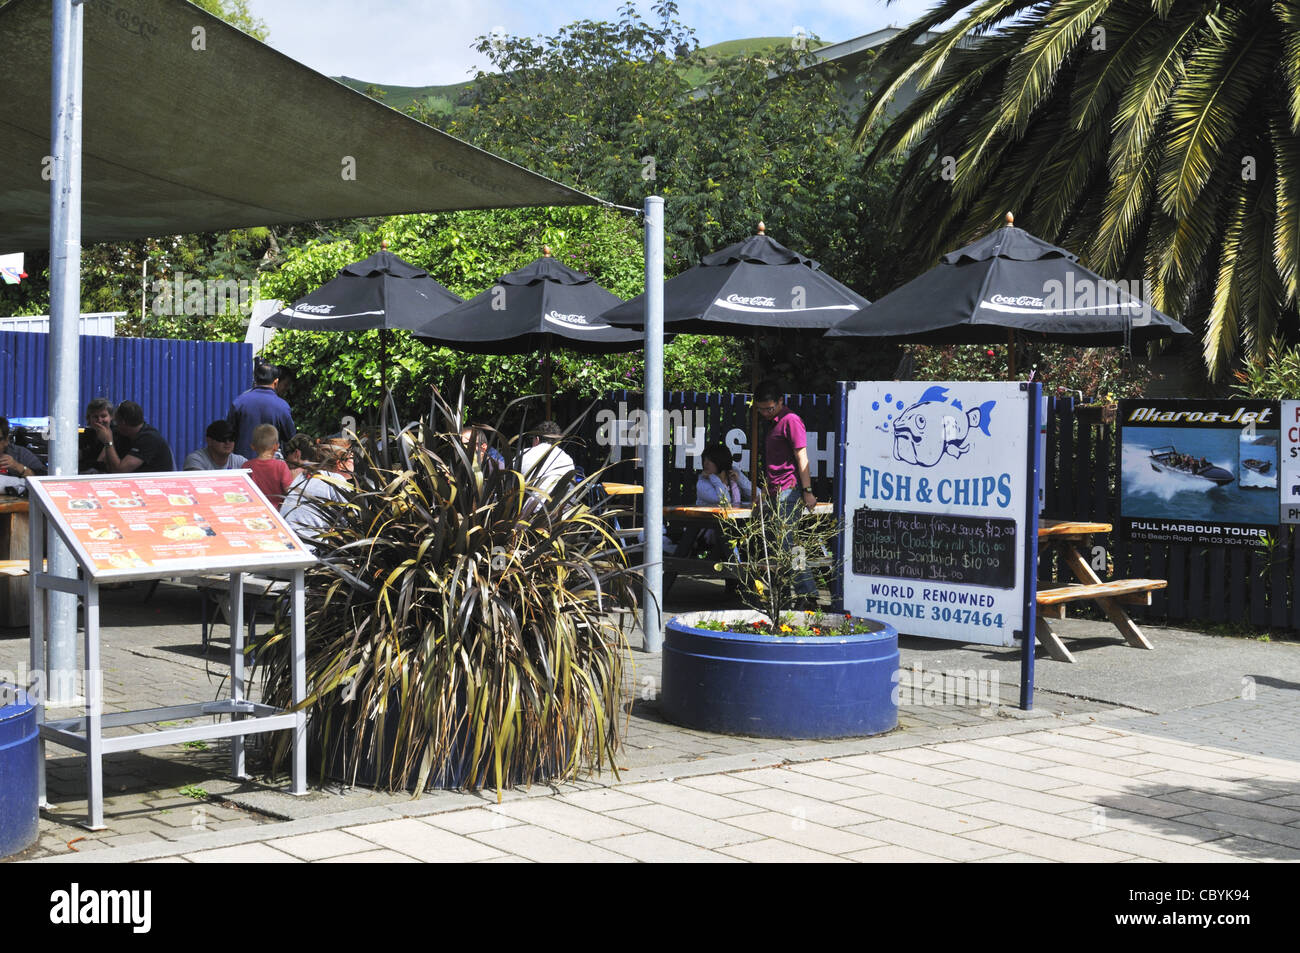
[[253, 0, 950, 88]]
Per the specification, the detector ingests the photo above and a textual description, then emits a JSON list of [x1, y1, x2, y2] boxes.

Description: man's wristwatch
[[801, 486, 814, 495]]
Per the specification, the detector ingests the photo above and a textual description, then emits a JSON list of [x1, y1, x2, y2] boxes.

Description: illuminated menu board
[[28, 471, 315, 580]]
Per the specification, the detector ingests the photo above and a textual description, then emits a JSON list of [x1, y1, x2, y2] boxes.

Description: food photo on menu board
[[35, 474, 308, 573]]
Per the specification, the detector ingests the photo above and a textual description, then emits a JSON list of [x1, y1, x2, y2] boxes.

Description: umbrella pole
[[750, 338, 760, 494], [542, 335, 553, 420], [381, 327, 391, 398], [1007, 329, 1017, 378]]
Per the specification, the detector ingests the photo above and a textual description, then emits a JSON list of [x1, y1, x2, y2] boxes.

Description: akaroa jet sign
[[1118, 398, 1279, 547]]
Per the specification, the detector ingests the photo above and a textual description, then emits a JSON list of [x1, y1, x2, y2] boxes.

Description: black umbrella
[[827, 213, 1191, 356], [604, 223, 870, 489], [603, 223, 869, 333], [415, 249, 639, 353], [263, 243, 463, 393], [414, 248, 640, 416]]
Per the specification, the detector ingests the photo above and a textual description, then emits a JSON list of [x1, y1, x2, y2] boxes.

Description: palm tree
[[857, 0, 1299, 379]]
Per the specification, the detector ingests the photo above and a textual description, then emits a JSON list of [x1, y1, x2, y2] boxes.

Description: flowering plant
[[694, 611, 872, 637]]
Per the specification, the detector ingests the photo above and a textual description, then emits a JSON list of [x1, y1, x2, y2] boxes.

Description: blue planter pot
[[661, 611, 899, 739], [0, 687, 39, 859]]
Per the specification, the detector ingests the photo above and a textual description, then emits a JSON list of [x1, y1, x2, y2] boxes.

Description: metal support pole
[[82, 579, 104, 830], [641, 196, 664, 652], [28, 506, 49, 808], [291, 568, 307, 795], [46, 0, 86, 702], [1019, 383, 1041, 710], [229, 571, 247, 779]]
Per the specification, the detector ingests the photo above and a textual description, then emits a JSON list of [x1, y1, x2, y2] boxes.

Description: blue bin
[[0, 686, 39, 858]]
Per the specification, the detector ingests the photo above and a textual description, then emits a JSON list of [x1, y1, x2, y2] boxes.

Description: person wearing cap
[[183, 420, 248, 471]]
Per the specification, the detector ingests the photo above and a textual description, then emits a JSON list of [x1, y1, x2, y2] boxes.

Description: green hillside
[[339, 35, 834, 113], [334, 75, 475, 113]]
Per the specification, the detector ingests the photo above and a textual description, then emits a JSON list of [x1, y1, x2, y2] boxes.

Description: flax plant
[[256, 393, 640, 797]]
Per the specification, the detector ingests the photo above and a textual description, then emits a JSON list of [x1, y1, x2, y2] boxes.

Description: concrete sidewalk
[[6, 580, 1300, 863]]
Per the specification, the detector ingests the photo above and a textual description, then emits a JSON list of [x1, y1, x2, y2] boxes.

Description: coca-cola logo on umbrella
[[544, 310, 605, 331], [988, 294, 1045, 309]]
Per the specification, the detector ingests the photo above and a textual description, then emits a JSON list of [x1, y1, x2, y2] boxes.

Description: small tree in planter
[[255, 393, 640, 797], [712, 495, 844, 633]]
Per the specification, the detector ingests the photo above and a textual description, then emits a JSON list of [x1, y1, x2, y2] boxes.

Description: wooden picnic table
[[601, 482, 644, 497], [662, 501, 834, 585], [0, 498, 29, 626], [1036, 519, 1167, 662]]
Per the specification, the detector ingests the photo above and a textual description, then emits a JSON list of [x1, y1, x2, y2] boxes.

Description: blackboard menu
[[852, 507, 1017, 589]]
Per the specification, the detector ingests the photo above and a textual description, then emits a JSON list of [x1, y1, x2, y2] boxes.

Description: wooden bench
[[1035, 578, 1167, 662], [0, 559, 30, 576], [174, 574, 289, 651]]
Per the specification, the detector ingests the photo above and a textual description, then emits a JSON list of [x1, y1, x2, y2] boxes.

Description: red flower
[[986, 349, 995, 357]]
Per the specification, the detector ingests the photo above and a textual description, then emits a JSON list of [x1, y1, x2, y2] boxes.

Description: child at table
[[244, 423, 294, 508], [696, 443, 752, 507]]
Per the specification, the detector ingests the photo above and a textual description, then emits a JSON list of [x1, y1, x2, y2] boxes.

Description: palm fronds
[[859, 0, 1300, 378]]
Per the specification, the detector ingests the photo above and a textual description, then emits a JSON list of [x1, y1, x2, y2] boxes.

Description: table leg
[[1, 509, 30, 626], [1034, 615, 1076, 662], [1094, 598, 1156, 650], [1061, 544, 1155, 650]]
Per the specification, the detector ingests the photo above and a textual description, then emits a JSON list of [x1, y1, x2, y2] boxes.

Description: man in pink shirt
[[755, 379, 818, 604]]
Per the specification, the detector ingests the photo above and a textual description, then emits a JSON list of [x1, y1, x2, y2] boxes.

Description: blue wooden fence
[[568, 390, 1298, 632], [0, 331, 253, 468]]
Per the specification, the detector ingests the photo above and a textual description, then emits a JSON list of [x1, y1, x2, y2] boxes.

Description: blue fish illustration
[[892, 387, 995, 467]]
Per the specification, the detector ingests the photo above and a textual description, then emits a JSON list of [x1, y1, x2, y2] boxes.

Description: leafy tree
[[1231, 339, 1300, 399], [858, 0, 1300, 381], [191, 0, 268, 41], [426, 1, 904, 394], [439, 2, 895, 292], [904, 342, 1156, 400]]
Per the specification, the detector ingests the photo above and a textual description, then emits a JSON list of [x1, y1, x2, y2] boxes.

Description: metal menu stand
[[25, 471, 315, 829]]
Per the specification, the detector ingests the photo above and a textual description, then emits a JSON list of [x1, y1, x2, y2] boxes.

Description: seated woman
[[695, 443, 752, 507], [283, 433, 316, 481], [280, 443, 350, 552], [681, 443, 752, 561]]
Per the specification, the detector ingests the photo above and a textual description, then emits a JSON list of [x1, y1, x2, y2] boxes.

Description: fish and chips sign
[[839, 381, 1038, 646]]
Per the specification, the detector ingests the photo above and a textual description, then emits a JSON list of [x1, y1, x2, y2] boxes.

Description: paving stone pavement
[[4, 580, 1300, 863]]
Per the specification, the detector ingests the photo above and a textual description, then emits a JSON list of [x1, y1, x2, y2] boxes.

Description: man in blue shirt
[[228, 361, 296, 460]]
